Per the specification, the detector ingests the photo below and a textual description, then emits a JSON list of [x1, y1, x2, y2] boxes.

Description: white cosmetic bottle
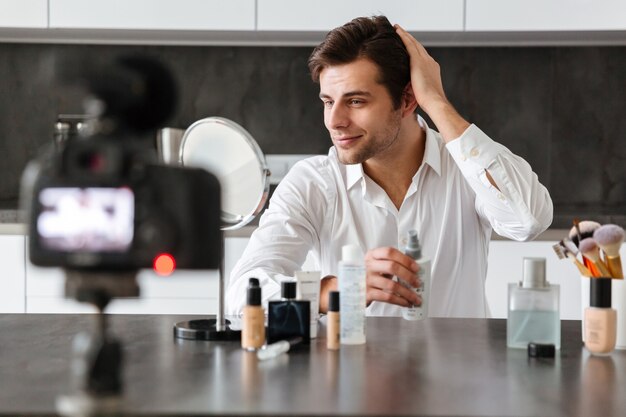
[[338, 244, 366, 344], [402, 229, 431, 321]]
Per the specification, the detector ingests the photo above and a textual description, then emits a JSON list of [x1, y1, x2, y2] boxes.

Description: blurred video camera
[[21, 55, 222, 272]]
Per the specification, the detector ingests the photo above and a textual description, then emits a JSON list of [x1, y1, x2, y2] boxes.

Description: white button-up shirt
[[226, 119, 553, 318]]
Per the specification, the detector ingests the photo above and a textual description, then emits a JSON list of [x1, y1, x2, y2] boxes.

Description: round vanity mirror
[[179, 117, 269, 230]]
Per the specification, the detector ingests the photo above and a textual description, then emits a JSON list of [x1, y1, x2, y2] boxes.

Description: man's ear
[[401, 83, 418, 117]]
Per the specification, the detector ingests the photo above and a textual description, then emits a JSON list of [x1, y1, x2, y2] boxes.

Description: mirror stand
[[174, 238, 241, 341], [171, 116, 270, 343]]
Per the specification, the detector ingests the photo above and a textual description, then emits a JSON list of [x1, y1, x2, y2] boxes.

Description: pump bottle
[[402, 229, 431, 321]]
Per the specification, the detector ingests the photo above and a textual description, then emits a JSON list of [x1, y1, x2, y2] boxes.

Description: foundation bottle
[[242, 278, 265, 351], [585, 278, 617, 355], [327, 291, 340, 350]]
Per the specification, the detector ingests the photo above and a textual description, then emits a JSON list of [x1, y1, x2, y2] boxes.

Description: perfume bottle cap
[[590, 277, 612, 308], [527, 342, 555, 358], [247, 286, 261, 306], [328, 291, 340, 312], [520, 257, 547, 289], [281, 281, 297, 299], [248, 277, 260, 288]]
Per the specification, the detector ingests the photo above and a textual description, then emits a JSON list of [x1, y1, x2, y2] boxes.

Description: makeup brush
[[579, 237, 612, 278], [593, 224, 624, 279], [562, 238, 580, 256], [552, 242, 592, 277], [568, 220, 602, 247], [569, 220, 602, 275]]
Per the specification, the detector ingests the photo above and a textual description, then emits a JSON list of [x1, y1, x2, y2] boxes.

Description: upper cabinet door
[[0, 0, 47, 28], [257, 0, 464, 32], [466, 0, 626, 31], [49, 0, 255, 31]]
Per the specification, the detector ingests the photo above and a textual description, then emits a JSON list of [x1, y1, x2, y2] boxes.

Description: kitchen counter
[[0, 314, 623, 416]]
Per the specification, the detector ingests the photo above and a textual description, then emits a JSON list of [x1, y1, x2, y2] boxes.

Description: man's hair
[[308, 15, 410, 109]]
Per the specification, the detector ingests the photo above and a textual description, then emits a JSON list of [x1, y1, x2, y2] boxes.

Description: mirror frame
[[179, 117, 270, 231]]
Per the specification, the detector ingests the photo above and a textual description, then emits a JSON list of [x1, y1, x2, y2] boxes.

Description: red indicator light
[[153, 253, 176, 276]]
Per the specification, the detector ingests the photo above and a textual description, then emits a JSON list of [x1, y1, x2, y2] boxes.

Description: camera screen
[[37, 187, 134, 252]]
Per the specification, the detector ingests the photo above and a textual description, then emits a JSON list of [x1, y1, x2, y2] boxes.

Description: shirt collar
[[419, 115, 442, 177], [343, 115, 442, 190]]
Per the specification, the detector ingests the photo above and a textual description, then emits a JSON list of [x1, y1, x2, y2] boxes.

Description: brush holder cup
[[581, 276, 626, 349]]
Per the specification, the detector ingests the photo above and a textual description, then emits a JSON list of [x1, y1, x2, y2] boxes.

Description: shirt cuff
[[445, 124, 504, 175]]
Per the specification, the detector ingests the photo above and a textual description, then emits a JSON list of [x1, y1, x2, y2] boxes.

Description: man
[[226, 16, 552, 318]]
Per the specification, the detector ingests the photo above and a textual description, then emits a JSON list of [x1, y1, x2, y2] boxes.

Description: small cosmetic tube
[[267, 281, 310, 344], [257, 337, 303, 361], [327, 291, 340, 350], [295, 271, 321, 338], [585, 278, 617, 355], [241, 278, 265, 351]]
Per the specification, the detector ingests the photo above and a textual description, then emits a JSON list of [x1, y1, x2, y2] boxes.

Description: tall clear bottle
[[402, 229, 431, 321], [507, 257, 561, 349], [338, 245, 366, 345]]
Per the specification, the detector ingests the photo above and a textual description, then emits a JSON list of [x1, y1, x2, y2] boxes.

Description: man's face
[[319, 58, 402, 165]]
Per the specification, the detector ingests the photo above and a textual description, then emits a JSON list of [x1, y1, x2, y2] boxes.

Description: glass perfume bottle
[[507, 257, 561, 349], [267, 281, 310, 344]]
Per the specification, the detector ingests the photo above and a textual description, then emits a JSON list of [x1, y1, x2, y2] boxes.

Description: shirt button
[[497, 193, 506, 201], [470, 148, 479, 157], [460, 154, 467, 161]]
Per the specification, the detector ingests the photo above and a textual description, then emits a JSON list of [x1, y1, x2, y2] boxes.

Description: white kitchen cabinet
[[0, 0, 47, 28], [466, 0, 626, 31], [0, 234, 25, 313], [257, 0, 464, 32], [6, 228, 623, 319], [49, 0, 255, 31]]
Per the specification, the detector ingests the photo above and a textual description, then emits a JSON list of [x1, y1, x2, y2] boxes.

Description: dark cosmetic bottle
[[267, 281, 310, 344]]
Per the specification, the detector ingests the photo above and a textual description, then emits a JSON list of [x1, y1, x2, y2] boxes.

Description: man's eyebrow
[[319, 91, 373, 100]]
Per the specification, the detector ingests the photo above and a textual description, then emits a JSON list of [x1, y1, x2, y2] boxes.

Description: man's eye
[[323, 101, 333, 108], [349, 99, 363, 105]]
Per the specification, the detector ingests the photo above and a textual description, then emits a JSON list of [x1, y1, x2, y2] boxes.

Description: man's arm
[[225, 161, 325, 316], [395, 25, 552, 240], [394, 25, 469, 143], [318, 247, 422, 314]]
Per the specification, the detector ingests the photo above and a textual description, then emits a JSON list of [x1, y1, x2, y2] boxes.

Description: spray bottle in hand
[[402, 229, 430, 321]]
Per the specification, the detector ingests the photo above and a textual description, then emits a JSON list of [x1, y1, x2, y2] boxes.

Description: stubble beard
[[334, 110, 403, 165]]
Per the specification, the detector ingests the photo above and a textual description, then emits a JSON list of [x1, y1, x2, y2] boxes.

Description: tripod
[[56, 270, 139, 417]]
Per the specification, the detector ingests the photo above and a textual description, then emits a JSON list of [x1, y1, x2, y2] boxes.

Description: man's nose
[[326, 104, 349, 130]]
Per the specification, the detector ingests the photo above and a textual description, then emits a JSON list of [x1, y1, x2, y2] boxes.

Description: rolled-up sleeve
[[445, 124, 553, 241]]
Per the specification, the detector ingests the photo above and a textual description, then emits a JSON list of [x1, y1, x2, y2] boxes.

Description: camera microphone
[[88, 55, 178, 133], [55, 54, 177, 134]]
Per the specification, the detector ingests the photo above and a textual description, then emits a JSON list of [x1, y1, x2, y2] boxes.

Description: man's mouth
[[333, 135, 362, 148]]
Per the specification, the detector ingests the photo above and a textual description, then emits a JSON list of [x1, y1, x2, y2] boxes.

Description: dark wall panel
[[0, 43, 624, 227]]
